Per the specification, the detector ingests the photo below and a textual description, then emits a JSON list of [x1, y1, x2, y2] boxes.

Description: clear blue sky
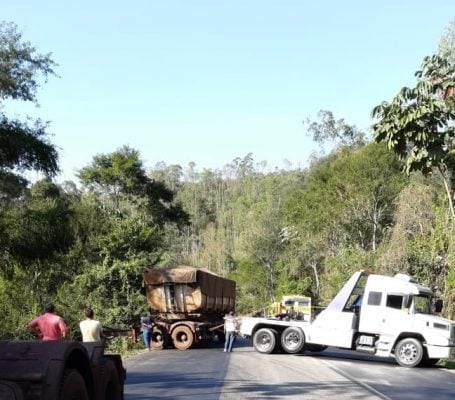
[[2, 1, 454, 182]]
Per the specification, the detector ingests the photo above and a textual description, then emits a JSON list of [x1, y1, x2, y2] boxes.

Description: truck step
[[355, 345, 376, 354]]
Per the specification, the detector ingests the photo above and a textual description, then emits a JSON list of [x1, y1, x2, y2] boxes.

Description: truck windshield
[[414, 295, 432, 315]]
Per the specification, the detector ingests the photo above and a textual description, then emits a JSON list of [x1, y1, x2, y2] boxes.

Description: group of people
[[28, 303, 240, 353], [29, 303, 155, 351], [28, 303, 104, 342]]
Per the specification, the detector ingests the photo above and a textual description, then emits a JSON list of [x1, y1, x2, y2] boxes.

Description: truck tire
[[151, 325, 170, 350], [59, 369, 89, 400], [172, 325, 194, 350], [0, 380, 24, 400], [253, 328, 277, 354], [101, 359, 122, 400], [395, 338, 424, 368], [280, 327, 305, 354]]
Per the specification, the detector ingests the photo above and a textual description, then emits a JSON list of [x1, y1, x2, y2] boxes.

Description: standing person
[[28, 303, 68, 341], [141, 315, 153, 351], [79, 308, 104, 342], [223, 310, 238, 353]]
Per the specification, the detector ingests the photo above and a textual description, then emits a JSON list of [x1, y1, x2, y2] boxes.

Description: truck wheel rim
[[284, 332, 300, 350], [258, 333, 272, 350], [399, 343, 417, 362]]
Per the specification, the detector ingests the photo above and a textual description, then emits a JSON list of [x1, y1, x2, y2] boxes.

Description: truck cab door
[[358, 290, 383, 334], [378, 294, 411, 340]]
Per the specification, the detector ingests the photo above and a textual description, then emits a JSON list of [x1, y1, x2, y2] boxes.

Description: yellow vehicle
[[268, 295, 312, 321]]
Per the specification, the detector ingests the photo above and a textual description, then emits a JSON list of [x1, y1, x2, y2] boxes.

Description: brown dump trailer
[[143, 266, 236, 350]]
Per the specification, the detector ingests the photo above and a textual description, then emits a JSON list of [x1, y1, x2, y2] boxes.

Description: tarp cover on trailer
[[143, 266, 236, 314]]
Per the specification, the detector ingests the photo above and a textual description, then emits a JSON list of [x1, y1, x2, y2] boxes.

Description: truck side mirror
[[434, 299, 443, 313]]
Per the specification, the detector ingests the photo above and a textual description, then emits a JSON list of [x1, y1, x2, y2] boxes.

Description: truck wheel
[[281, 327, 305, 354], [151, 325, 169, 350], [253, 328, 277, 354], [172, 325, 194, 350], [101, 359, 122, 400], [395, 338, 424, 368], [59, 369, 89, 400], [0, 380, 24, 400]]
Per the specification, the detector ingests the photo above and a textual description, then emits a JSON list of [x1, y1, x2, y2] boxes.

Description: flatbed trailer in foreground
[[0, 340, 125, 399]]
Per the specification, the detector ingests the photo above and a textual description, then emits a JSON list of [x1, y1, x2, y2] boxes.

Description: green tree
[[304, 109, 366, 150], [0, 22, 59, 198], [78, 146, 188, 226], [283, 143, 405, 299], [372, 52, 455, 216]]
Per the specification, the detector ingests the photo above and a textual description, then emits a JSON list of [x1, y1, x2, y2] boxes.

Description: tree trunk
[[438, 165, 455, 218], [310, 259, 320, 294]]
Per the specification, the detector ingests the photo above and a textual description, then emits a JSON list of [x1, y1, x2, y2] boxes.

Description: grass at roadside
[[440, 360, 455, 369], [105, 336, 144, 357]]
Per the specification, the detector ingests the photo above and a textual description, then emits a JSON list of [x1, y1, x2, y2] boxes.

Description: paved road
[[123, 338, 455, 400]]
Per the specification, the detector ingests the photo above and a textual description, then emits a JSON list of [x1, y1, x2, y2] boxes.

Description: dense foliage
[[1, 21, 455, 344]]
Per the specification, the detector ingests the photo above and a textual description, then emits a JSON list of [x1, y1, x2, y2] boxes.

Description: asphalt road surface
[[123, 338, 455, 400]]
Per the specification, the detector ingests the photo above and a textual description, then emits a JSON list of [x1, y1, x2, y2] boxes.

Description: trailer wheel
[[101, 359, 122, 400], [0, 380, 24, 400], [253, 328, 277, 354], [151, 325, 169, 350], [59, 369, 89, 400], [172, 325, 194, 350], [281, 327, 305, 354], [395, 338, 424, 368]]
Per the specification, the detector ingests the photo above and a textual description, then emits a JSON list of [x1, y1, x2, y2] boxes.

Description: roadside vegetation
[[1, 20, 454, 356]]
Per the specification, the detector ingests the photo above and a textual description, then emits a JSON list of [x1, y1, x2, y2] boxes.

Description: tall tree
[[304, 110, 366, 150], [372, 51, 455, 216], [78, 146, 188, 226], [0, 22, 59, 198]]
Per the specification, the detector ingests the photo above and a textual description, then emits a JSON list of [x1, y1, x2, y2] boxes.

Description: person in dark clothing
[[141, 315, 153, 351]]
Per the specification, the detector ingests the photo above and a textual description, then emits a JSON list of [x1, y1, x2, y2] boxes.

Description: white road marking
[[320, 359, 393, 400]]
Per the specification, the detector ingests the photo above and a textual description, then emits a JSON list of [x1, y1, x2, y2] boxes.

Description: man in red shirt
[[28, 303, 68, 341]]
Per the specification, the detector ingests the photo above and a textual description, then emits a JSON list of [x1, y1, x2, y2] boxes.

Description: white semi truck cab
[[240, 271, 455, 367]]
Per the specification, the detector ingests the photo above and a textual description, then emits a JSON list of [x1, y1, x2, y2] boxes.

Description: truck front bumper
[[426, 344, 455, 360]]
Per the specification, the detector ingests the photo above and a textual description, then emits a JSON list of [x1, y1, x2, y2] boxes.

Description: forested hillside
[[1, 21, 454, 342]]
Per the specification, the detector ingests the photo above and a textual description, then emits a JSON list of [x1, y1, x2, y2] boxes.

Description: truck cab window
[[414, 295, 431, 314], [367, 291, 382, 306], [386, 294, 403, 310]]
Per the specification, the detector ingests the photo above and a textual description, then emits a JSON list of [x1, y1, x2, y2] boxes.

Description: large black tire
[[59, 369, 89, 400], [151, 325, 170, 350], [253, 328, 277, 354], [395, 338, 424, 368], [171, 325, 194, 350], [101, 359, 122, 400], [280, 326, 305, 354], [0, 380, 24, 400]]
